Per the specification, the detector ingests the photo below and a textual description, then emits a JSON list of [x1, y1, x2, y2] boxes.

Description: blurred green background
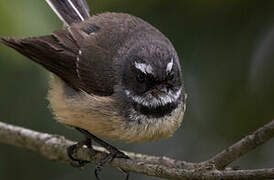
[[0, 0, 274, 180]]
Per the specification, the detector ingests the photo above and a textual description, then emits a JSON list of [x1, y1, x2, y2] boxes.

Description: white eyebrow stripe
[[166, 58, 174, 72], [134, 62, 153, 74]]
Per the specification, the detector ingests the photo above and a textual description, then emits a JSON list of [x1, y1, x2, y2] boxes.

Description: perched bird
[[0, 0, 186, 179]]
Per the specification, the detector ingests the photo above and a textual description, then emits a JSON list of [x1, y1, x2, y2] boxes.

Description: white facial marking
[[166, 58, 174, 72], [134, 62, 153, 74], [125, 87, 182, 107]]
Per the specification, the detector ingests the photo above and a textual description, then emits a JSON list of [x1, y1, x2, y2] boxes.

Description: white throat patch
[[134, 62, 153, 74], [125, 87, 182, 107]]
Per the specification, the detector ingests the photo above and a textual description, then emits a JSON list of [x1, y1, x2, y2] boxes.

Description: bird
[[0, 0, 187, 179]]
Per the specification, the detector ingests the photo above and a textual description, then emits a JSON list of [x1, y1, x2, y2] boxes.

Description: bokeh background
[[0, 0, 274, 180]]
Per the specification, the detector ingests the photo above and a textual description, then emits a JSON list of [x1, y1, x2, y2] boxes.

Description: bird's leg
[[75, 128, 130, 180], [67, 137, 92, 167]]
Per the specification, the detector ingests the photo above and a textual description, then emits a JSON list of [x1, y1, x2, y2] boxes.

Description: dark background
[[0, 0, 274, 180]]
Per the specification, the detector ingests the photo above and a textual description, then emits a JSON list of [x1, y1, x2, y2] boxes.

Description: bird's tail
[[46, 0, 90, 26]]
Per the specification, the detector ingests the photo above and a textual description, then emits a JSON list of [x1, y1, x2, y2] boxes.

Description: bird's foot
[[75, 128, 130, 180], [67, 138, 92, 168], [94, 148, 130, 180]]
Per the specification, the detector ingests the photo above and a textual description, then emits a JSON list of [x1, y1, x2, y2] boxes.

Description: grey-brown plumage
[[1, 1, 187, 179]]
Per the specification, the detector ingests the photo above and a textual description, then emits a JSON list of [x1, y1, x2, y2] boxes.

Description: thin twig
[[202, 120, 274, 170]]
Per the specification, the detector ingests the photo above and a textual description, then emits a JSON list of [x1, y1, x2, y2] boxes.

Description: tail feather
[[72, 0, 90, 19], [46, 0, 90, 26]]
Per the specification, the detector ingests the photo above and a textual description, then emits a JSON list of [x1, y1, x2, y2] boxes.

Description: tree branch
[[201, 120, 274, 170], [0, 120, 274, 180]]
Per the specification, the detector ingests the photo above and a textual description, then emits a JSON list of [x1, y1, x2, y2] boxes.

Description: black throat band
[[132, 101, 178, 118]]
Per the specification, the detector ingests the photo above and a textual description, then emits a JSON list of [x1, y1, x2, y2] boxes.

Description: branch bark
[[0, 120, 274, 180], [202, 120, 274, 170]]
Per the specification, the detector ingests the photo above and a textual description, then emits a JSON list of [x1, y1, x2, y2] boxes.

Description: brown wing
[[0, 25, 114, 96]]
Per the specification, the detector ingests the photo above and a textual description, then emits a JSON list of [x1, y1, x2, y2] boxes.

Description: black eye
[[168, 72, 174, 81], [137, 73, 145, 83]]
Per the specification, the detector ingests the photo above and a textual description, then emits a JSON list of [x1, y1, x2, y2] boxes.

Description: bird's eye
[[168, 72, 174, 81], [136, 73, 145, 83]]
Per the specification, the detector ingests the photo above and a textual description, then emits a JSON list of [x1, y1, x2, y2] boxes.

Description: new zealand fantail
[[0, 0, 187, 179]]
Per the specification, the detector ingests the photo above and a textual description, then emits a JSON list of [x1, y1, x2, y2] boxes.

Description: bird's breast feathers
[[48, 75, 184, 142]]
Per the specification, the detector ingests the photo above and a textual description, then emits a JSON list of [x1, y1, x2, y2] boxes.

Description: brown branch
[[0, 120, 274, 180], [0, 121, 195, 168], [202, 120, 274, 170]]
